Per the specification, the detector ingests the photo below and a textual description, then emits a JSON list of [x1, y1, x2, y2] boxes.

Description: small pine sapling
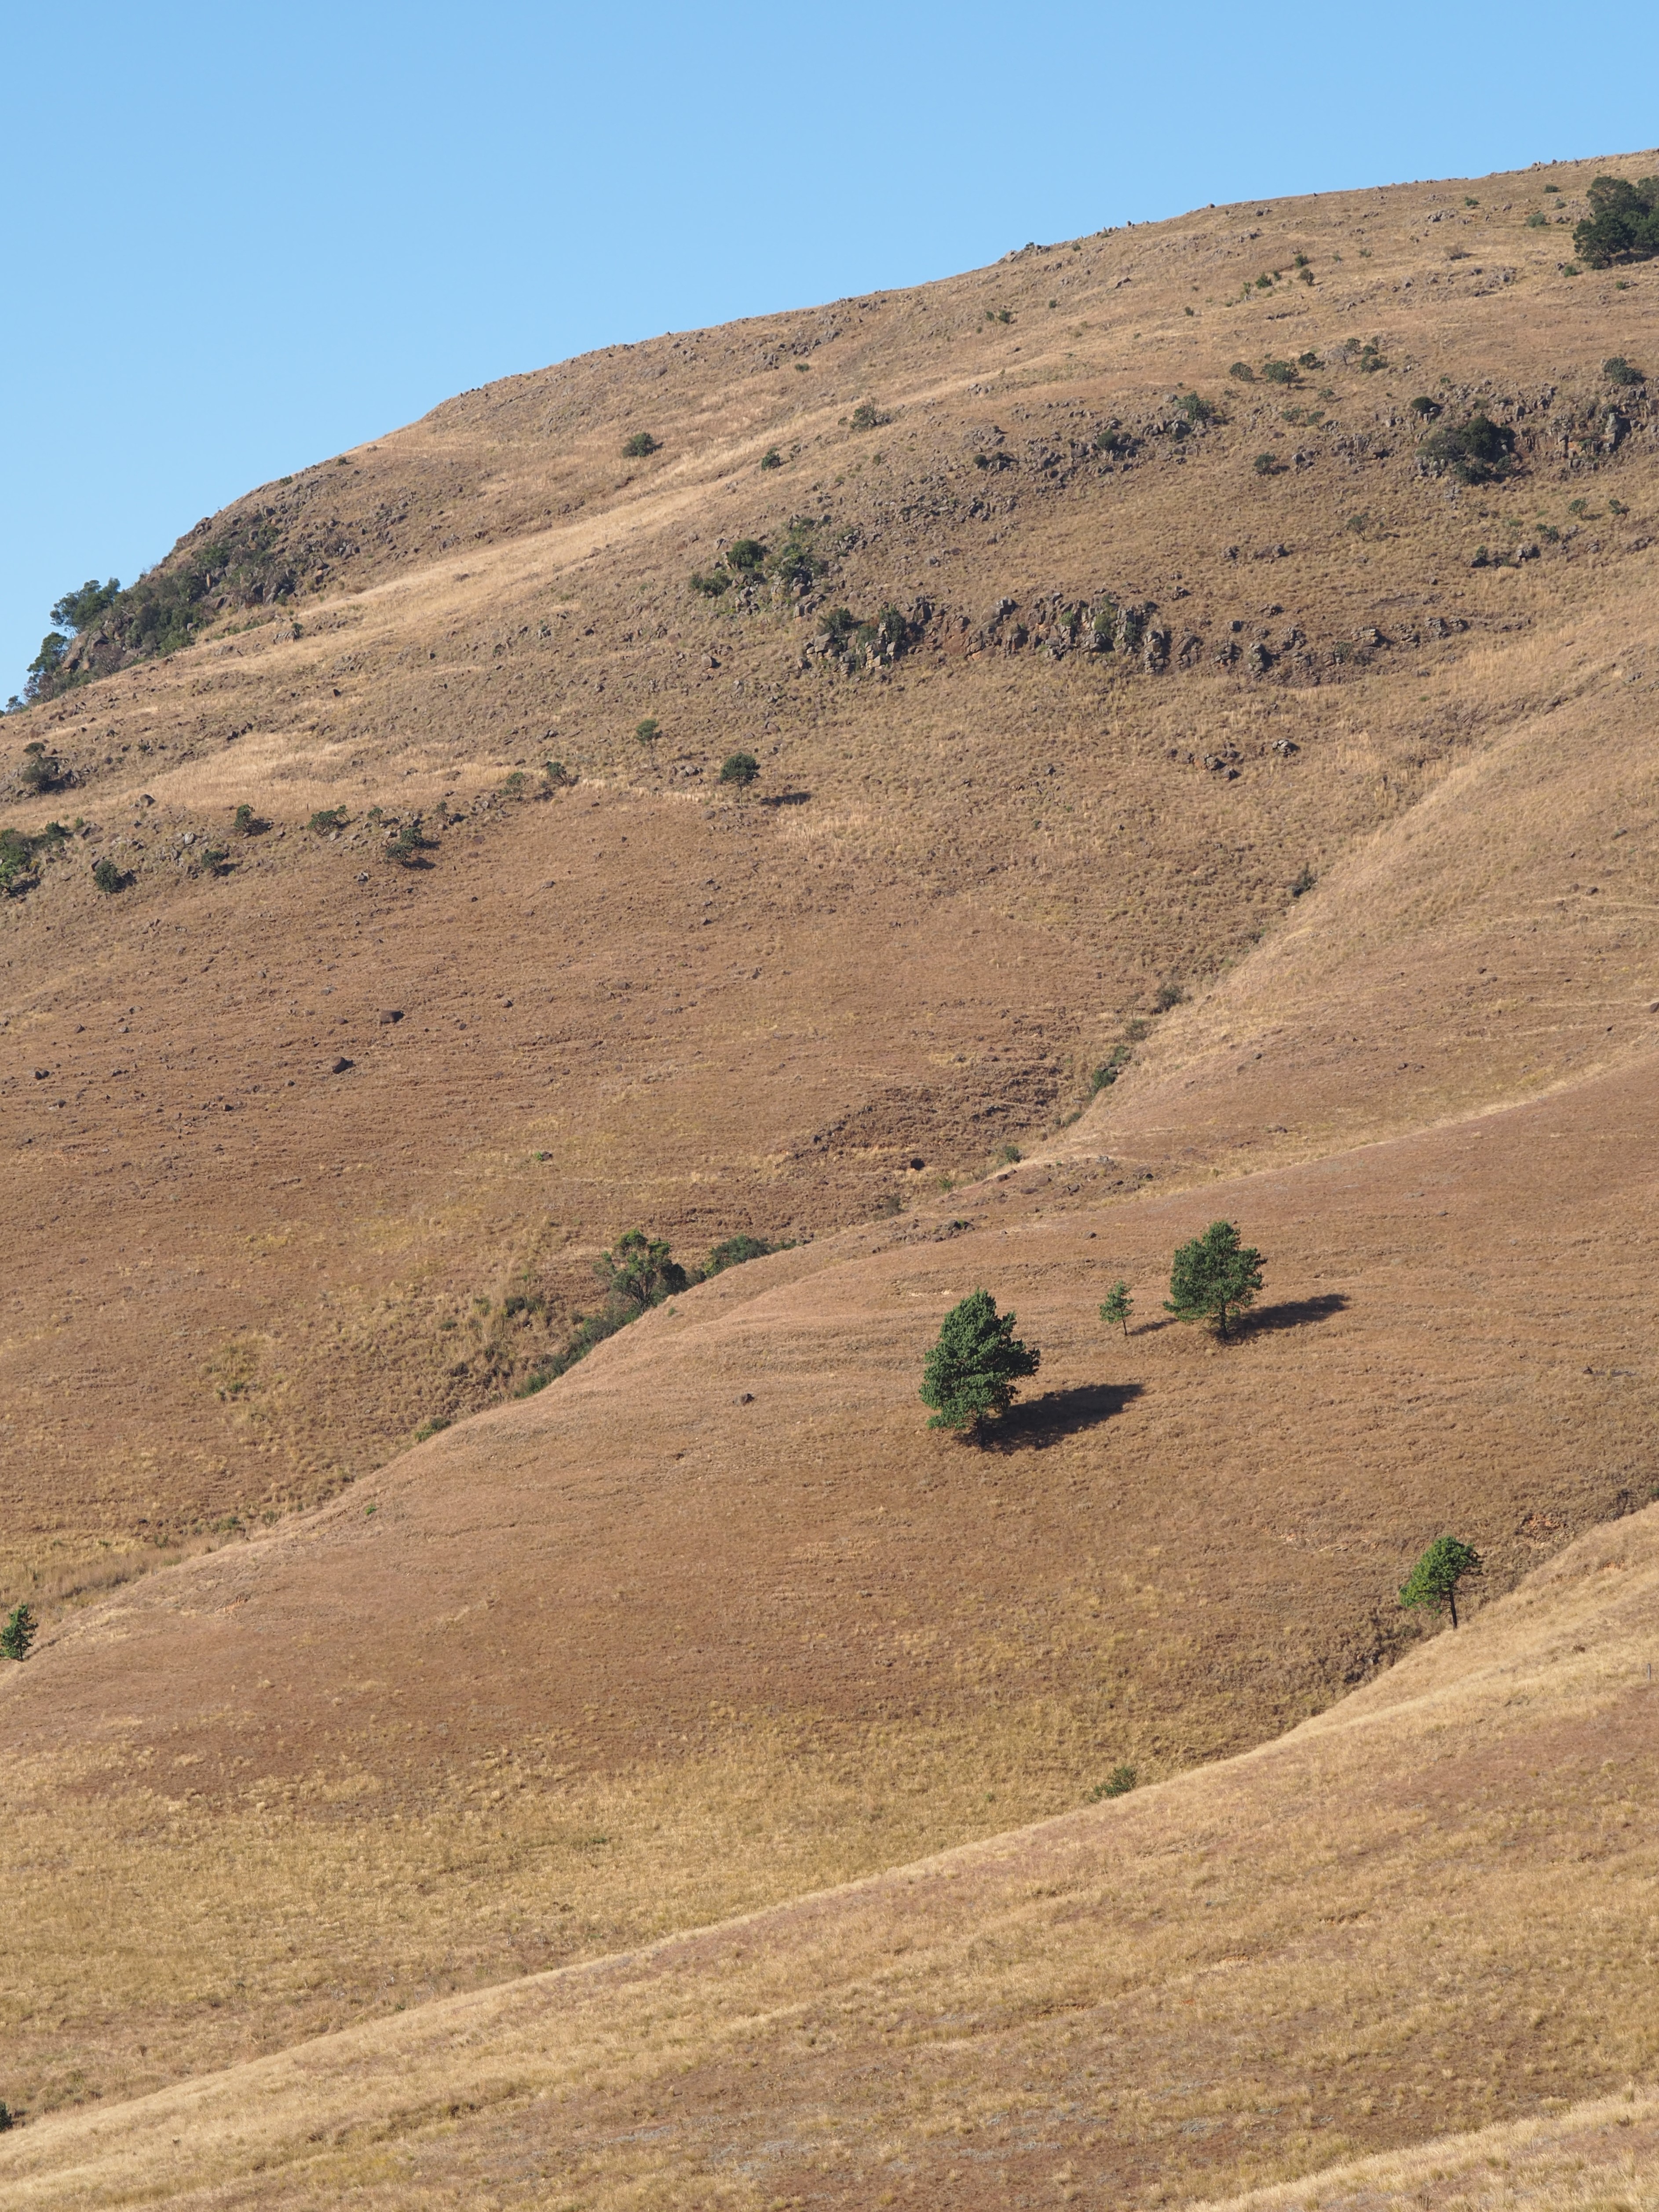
[[1099, 1281, 1133, 1338], [920, 1288, 1041, 1444], [1399, 1536, 1482, 1630], [1164, 1220, 1264, 1337], [1, 1601, 37, 1661]]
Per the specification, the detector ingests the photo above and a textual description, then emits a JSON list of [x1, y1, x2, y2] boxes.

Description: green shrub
[[1261, 358, 1298, 384], [17, 742, 66, 793], [689, 567, 731, 596], [759, 449, 783, 470], [1092, 1042, 1132, 1090], [91, 855, 127, 894], [1358, 341, 1387, 373], [1253, 452, 1284, 475], [1, 1601, 37, 1661], [1297, 350, 1321, 369], [727, 537, 767, 573], [849, 401, 888, 431], [233, 803, 256, 833], [1228, 361, 1255, 382], [1574, 175, 1659, 267], [704, 1233, 774, 1276], [767, 523, 827, 592], [1409, 394, 1441, 417], [993, 1143, 1022, 1166], [622, 431, 660, 458], [1604, 355, 1646, 386], [718, 751, 759, 788], [308, 806, 349, 834], [1088, 1763, 1137, 1800], [1525, 210, 1549, 229], [635, 718, 660, 746], [1153, 982, 1186, 1012], [382, 816, 433, 867], [1421, 412, 1516, 484]]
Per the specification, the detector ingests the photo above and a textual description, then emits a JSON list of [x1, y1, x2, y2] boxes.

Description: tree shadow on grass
[[1235, 1291, 1349, 1338], [984, 1380, 1144, 1452]]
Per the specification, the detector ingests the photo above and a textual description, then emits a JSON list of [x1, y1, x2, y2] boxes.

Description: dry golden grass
[[2, 150, 1658, 2207], [2, 1503, 1655, 2207]]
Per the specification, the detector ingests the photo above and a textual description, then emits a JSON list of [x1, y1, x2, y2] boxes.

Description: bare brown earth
[[0, 150, 1657, 2198]]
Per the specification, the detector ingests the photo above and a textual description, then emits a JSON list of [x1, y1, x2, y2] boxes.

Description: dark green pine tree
[[1163, 1220, 1265, 1338], [1, 1601, 37, 1662], [1399, 1536, 1482, 1630], [920, 1289, 1041, 1444]]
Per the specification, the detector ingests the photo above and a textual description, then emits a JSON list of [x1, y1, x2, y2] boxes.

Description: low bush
[[1228, 361, 1255, 382], [1409, 394, 1441, 417], [726, 537, 767, 574], [719, 751, 759, 788], [1092, 1042, 1132, 1090], [91, 855, 128, 894], [1421, 412, 1516, 484], [1178, 391, 1216, 424], [622, 431, 660, 458], [1261, 358, 1298, 384], [635, 718, 660, 746], [704, 1233, 775, 1276], [17, 742, 66, 793], [689, 567, 731, 596], [3, 822, 69, 897], [849, 400, 888, 431], [382, 816, 433, 867], [308, 806, 349, 834], [1088, 1764, 1138, 1800], [1604, 355, 1646, 386], [1153, 981, 1186, 1012], [759, 448, 783, 470], [1253, 452, 1284, 475]]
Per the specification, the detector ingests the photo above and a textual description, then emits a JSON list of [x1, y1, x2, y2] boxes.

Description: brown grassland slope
[[1, 1502, 1655, 2208], [1, 147, 1657, 2202]]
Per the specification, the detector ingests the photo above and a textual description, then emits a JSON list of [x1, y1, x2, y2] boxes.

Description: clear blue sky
[[4, 1, 1654, 697]]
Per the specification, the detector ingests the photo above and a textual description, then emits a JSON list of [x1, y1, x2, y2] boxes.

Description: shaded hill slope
[[2, 151, 1656, 1587], [3, 1494, 1654, 2209]]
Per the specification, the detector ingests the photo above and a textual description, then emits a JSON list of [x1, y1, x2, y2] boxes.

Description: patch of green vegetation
[[1164, 1220, 1264, 1338], [0, 820, 69, 897], [1400, 1535, 1482, 1630], [919, 1288, 1041, 1444], [719, 751, 759, 788], [1573, 174, 1659, 269], [622, 431, 660, 458], [308, 807, 350, 834], [1421, 412, 1516, 485], [1604, 355, 1646, 387]]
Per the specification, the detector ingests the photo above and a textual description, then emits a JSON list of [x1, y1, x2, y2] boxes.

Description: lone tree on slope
[[1, 1601, 37, 1662], [1164, 1220, 1264, 1338], [920, 1289, 1041, 1444], [1399, 1536, 1483, 1631], [1099, 1281, 1133, 1338]]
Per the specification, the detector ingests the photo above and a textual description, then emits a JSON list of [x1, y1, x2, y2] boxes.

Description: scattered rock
[[736, 1391, 754, 1404], [330, 1057, 354, 1075], [378, 1009, 405, 1025]]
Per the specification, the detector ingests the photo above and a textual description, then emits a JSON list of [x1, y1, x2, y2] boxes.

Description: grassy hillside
[[0, 148, 1656, 2201], [2, 150, 1654, 1588], [3, 1501, 1655, 2206]]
